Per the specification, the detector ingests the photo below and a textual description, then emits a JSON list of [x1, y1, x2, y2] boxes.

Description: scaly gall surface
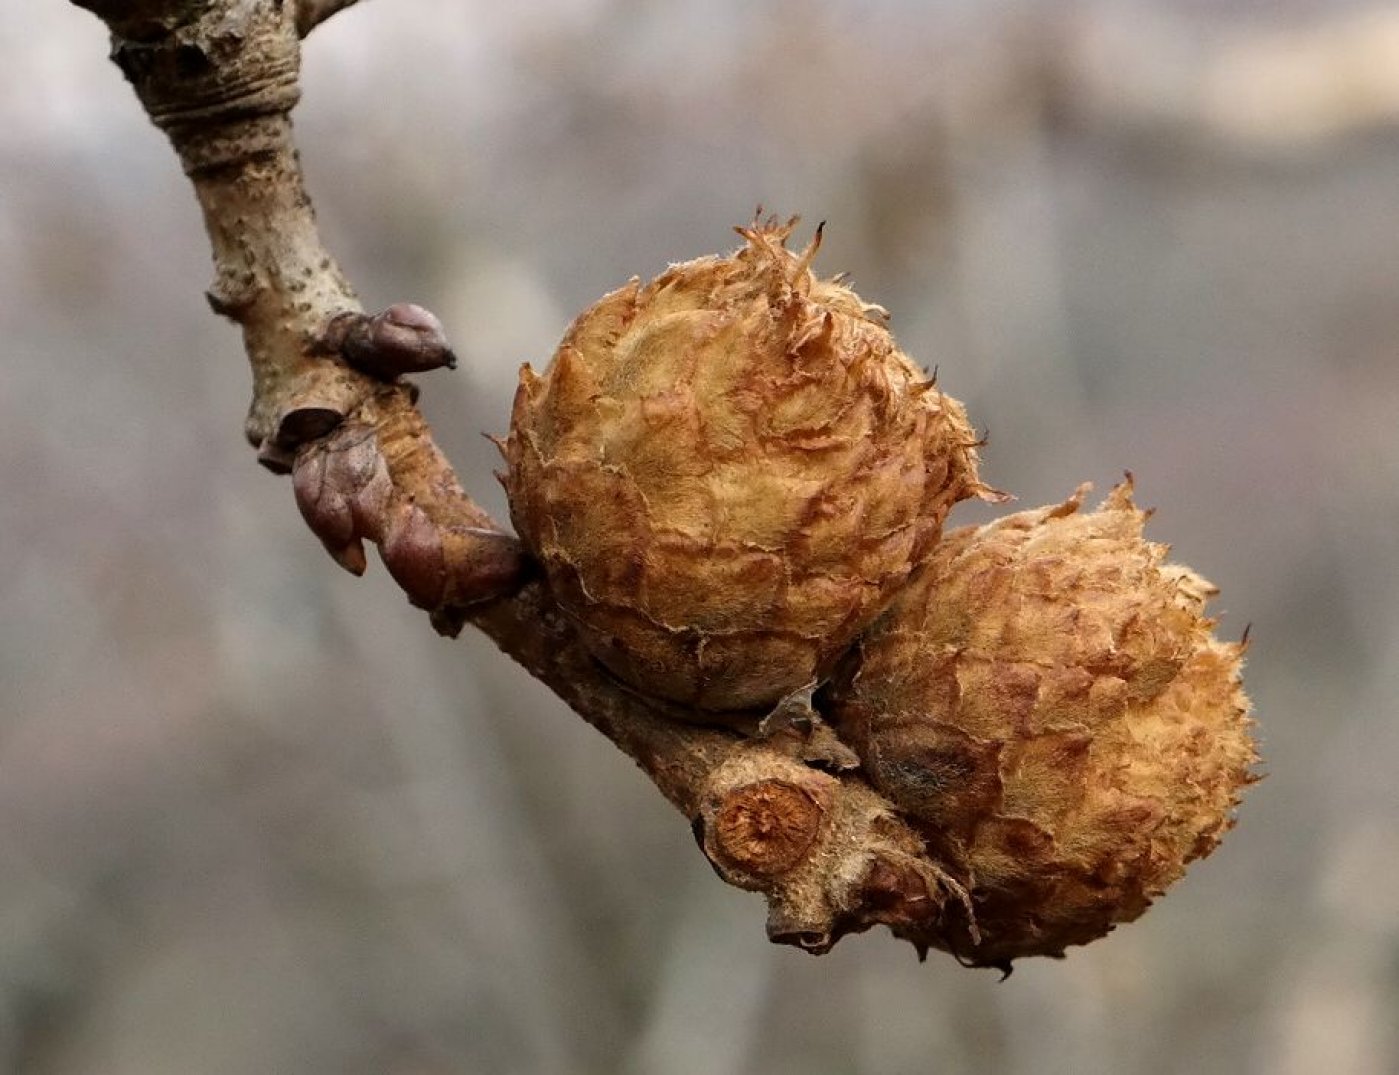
[[827, 482, 1258, 966], [505, 219, 991, 712]]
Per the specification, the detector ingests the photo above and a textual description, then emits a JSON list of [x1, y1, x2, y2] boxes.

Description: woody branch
[[68, 0, 975, 961]]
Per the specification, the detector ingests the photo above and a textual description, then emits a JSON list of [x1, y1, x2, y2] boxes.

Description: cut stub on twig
[[695, 743, 975, 957]]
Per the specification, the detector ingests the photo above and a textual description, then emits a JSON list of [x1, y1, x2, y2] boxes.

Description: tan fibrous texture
[[827, 482, 1258, 966], [505, 220, 989, 712]]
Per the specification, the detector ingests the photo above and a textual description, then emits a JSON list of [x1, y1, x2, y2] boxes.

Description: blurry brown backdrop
[[3, 2, 1398, 1073]]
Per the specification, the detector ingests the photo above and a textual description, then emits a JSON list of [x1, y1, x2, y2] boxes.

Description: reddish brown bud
[[329, 303, 456, 381], [327, 538, 368, 576], [440, 527, 530, 609], [382, 504, 448, 609], [292, 446, 355, 549], [319, 424, 382, 494]]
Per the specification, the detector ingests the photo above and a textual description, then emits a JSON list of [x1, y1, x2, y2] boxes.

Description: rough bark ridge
[[70, 0, 995, 964]]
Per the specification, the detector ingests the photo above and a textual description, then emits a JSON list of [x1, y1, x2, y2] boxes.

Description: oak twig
[[71, 0, 986, 963]]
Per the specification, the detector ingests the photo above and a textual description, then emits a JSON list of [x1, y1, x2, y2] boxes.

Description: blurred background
[[3, 1, 1398, 1072]]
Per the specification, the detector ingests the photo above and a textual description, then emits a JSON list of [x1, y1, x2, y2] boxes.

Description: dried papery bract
[[505, 219, 994, 713], [828, 482, 1258, 966]]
